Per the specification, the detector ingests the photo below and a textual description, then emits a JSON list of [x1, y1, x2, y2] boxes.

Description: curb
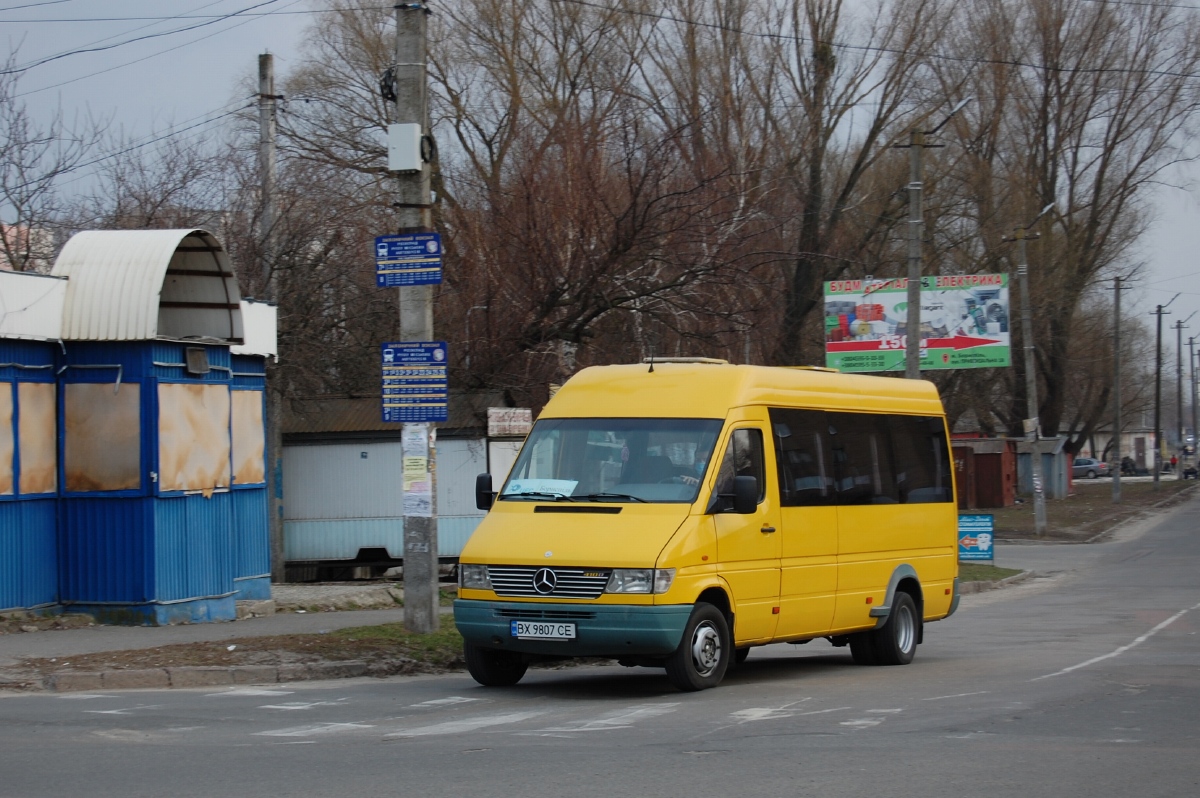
[[958, 570, 1033, 595], [40, 660, 378, 693]]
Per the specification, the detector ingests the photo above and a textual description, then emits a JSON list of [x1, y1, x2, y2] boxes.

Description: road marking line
[[522, 703, 679, 735], [797, 706, 852, 716], [57, 694, 118, 700], [866, 708, 903, 714], [840, 718, 884, 729], [409, 696, 481, 707], [730, 700, 811, 724], [385, 711, 546, 738], [923, 691, 989, 701], [256, 722, 375, 737], [259, 701, 346, 711], [1033, 600, 1200, 680], [84, 705, 162, 715]]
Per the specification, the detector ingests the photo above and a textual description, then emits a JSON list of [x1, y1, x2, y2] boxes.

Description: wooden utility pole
[[1151, 298, 1178, 490], [258, 52, 285, 583], [393, 2, 439, 633]]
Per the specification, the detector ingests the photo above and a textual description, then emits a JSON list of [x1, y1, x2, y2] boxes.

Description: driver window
[[714, 428, 765, 501]]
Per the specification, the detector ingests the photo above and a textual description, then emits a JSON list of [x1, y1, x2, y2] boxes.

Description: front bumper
[[453, 599, 692, 657]]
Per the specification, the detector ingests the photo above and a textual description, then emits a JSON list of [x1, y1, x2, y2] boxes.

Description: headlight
[[459, 564, 492, 590], [605, 568, 675, 594]]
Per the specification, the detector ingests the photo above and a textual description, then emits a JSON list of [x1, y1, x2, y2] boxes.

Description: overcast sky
[[5, 0, 1200, 351]]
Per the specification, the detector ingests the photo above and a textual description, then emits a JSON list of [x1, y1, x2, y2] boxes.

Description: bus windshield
[[500, 418, 724, 504]]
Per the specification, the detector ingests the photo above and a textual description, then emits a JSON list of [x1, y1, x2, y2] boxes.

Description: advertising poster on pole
[[824, 275, 1012, 373]]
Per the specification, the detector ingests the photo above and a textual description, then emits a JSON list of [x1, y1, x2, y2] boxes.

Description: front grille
[[488, 566, 610, 599], [494, 609, 597, 620]]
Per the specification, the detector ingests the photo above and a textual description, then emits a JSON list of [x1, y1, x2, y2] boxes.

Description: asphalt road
[[1, 500, 1197, 798]]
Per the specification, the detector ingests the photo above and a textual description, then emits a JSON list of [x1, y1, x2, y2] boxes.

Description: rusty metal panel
[[51, 229, 243, 343], [0, 384, 12, 495], [157, 383, 231, 493], [64, 383, 142, 492], [17, 382, 56, 494], [231, 390, 265, 485]]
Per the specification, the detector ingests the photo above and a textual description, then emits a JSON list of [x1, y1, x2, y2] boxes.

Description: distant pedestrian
[[1171, 454, 1178, 472]]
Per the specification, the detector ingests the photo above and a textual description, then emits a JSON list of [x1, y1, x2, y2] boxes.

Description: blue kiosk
[[0, 229, 276, 624]]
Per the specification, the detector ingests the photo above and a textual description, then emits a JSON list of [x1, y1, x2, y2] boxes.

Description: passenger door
[[770, 408, 838, 638], [712, 425, 781, 645]]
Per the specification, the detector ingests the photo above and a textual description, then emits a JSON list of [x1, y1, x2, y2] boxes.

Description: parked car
[[1072, 457, 1109, 479]]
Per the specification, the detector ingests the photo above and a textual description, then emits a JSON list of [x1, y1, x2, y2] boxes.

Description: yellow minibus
[[454, 360, 960, 691]]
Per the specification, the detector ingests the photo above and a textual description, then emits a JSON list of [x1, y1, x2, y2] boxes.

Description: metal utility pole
[[1151, 296, 1178, 490], [1175, 314, 1195, 460], [1112, 276, 1123, 504], [258, 53, 285, 583], [900, 99, 971, 380], [1012, 204, 1053, 536], [1192, 338, 1198, 454], [393, 2, 438, 633]]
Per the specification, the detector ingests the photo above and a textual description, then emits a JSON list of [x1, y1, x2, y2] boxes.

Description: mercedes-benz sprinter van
[[454, 361, 960, 691]]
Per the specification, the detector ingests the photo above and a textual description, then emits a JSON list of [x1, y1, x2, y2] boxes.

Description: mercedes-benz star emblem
[[532, 568, 557, 595]]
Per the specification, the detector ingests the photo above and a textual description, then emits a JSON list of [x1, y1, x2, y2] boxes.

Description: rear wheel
[[870, 592, 919, 665], [665, 603, 730, 691], [464, 644, 528, 686]]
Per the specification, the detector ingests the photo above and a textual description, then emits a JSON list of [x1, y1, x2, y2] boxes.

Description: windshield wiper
[[576, 492, 649, 503], [501, 491, 569, 502]]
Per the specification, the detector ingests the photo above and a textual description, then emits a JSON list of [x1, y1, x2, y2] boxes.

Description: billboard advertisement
[[824, 274, 1011, 373]]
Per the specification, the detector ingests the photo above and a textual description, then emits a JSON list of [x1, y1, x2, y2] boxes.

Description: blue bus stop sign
[[381, 341, 448, 423], [375, 233, 442, 287]]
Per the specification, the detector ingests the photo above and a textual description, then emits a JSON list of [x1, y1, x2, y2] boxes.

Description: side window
[[890, 415, 953, 503], [714, 428, 765, 503], [828, 412, 899, 504], [770, 408, 833, 506]]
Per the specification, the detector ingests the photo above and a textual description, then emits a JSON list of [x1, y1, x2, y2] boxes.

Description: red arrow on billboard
[[924, 336, 1000, 350], [826, 340, 888, 352]]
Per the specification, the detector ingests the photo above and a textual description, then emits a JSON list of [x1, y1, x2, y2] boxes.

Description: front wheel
[[1086, 469, 1098, 479], [464, 644, 528, 686], [665, 603, 731, 691]]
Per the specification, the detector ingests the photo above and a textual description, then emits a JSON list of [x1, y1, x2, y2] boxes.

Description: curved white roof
[[51, 229, 243, 343]]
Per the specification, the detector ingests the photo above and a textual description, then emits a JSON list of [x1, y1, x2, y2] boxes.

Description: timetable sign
[[381, 341, 448, 423], [374, 233, 443, 287]]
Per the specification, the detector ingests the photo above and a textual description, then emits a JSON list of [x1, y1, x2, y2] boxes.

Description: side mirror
[[732, 475, 758, 514], [475, 473, 495, 511]]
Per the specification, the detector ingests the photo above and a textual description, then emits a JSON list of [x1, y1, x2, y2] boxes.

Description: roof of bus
[[542, 363, 945, 419]]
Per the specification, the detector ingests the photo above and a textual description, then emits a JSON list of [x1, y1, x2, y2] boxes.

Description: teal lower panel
[[454, 599, 692, 658]]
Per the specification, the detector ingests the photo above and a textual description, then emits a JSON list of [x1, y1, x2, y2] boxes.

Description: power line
[[2, 0, 288, 75], [5, 100, 253, 194], [1, 5, 391, 22], [15, 0, 308, 98], [552, 0, 1200, 81], [0, 1, 75, 11]]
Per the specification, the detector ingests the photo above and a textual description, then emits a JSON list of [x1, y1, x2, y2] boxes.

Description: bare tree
[[0, 63, 102, 272]]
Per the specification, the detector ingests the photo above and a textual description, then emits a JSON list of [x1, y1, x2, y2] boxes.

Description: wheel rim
[[894, 605, 916, 653], [690, 620, 722, 677]]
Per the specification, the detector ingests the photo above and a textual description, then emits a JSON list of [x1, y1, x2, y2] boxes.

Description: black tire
[[848, 633, 878, 665], [869, 592, 919, 666], [665, 603, 731, 691], [1086, 469, 1097, 479], [463, 643, 528, 687]]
